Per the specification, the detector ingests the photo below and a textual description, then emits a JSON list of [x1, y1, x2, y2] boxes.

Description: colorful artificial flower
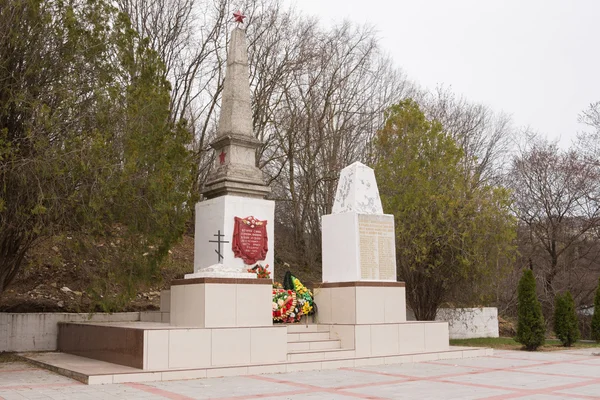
[[248, 264, 271, 278], [272, 289, 296, 321]]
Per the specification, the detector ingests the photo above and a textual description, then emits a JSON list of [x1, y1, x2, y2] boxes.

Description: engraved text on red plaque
[[232, 216, 268, 264]]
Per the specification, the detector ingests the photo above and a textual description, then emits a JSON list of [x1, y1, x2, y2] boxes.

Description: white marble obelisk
[[187, 26, 274, 279]]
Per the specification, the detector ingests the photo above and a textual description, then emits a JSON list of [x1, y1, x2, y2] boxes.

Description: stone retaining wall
[[435, 307, 499, 339], [0, 312, 141, 352]]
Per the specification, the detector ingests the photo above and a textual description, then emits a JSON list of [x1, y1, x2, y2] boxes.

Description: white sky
[[288, 0, 600, 149]]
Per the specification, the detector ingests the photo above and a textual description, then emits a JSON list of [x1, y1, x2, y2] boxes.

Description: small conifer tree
[[553, 291, 580, 347], [516, 269, 545, 350], [591, 278, 600, 342]]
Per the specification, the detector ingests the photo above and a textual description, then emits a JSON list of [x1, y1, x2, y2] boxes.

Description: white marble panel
[[247, 364, 287, 374], [384, 286, 406, 323], [424, 322, 450, 351], [112, 372, 162, 384], [370, 324, 399, 356], [331, 287, 356, 324], [236, 284, 272, 327], [355, 286, 385, 324], [354, 325, 372, 357], [250, 327, 286, 363], [168, 329, 211, 369], [162, 370, 207, 381], [398, 323, 425, 353], [169, 285, 186, 326], [204, 283, 236, 328], [329, 324, 355, 349], [146, 330, 169, 370], [211, 328, 251, 365], [314, 288, 332, 324], [322, 213, 360, 282], [183, 284, 206, 327], [206, 366, 248, 378]]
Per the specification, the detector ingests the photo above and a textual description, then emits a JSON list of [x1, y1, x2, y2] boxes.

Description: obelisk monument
[[187, 12, 274, 279]]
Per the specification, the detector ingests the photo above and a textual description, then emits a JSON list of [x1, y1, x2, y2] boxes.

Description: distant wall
[[0, 312, 140, 352], [435, 307, 499, 339]]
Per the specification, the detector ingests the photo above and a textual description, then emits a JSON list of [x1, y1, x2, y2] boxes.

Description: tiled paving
[[2, 348, 600, 399]]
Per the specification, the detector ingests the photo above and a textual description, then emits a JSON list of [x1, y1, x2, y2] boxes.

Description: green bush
[[553, 291, 580, 347], [515, 269, 545, 350], [592, 278, 600, 342]]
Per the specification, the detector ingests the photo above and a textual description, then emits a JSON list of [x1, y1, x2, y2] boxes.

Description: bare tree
[[422, 86, 515, 186], [253, 20, 413, 275], [508, 137, 600, 313]]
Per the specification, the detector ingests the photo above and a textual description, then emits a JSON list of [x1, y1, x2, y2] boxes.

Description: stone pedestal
[[322, 213, 396, 282], [314, 282, 406, 324], [170, 278, 273, 328], [314, 282, 449, 357], [191, 195, 275, 278]]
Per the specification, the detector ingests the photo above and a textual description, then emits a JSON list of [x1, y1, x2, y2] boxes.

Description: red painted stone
[[232, 216, 268, 265], [233, 10, 246, 24], [219, 150, 226, 164]]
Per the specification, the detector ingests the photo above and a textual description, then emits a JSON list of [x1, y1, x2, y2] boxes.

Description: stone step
[[286, 348, 356, 362], [285, 324, 320, 334], [286, 331, 330, 342], [287, 339, 341, 352], [23, 347, 493, 384]]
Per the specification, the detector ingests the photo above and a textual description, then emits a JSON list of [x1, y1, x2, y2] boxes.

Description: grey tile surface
[[3, 349, 600, 399]]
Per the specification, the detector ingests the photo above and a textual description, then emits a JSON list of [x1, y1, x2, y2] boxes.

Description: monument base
[[169, 277, 273, 328], [33, 321, 487, 385], [314, 281, 407, 324]]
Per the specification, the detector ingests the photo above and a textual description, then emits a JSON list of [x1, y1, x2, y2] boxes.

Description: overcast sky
[[288, 0, 600, 149]]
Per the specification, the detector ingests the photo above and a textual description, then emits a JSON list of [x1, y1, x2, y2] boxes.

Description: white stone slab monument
[[316, 161, 450, 356], [322, 161, 396, 282]]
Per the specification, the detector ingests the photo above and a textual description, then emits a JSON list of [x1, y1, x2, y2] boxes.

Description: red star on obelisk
[[233, 10, 246, 24], [219, 150, 227, 164]]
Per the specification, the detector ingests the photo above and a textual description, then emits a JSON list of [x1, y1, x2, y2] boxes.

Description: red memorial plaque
[[232, 216, 268, 265]]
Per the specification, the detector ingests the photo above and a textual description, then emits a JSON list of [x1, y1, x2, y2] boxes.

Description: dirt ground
[[0, 234, 317, 313], [0, 236, 195, 313]]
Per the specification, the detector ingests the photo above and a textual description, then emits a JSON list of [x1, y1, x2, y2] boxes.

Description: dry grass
[[450, 337, 600, 351]]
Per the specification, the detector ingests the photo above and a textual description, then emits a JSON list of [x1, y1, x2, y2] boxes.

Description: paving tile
[[493, 350, 595, 362], [262, 369, 401, 388], [347, 379, 510, 399], [443, 370, 588, 390], [145, 376, 300, 399], [257, 393, 359, 400], [519, 361, 600, 378], [555, 383, 600, 397], [433, 356, 542, 369], [351, 362, 481, 378], [510, 396, 585, 400]]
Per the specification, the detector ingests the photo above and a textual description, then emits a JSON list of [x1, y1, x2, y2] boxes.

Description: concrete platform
[[42, 318, 482, 384], [22, 345, 492, 385], [5, 348, 600, 399]]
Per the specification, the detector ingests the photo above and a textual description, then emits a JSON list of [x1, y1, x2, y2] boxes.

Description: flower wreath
[[272, 289, 296, 321], [277, 271, 316, 323], [247, 265, 316, 323]]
